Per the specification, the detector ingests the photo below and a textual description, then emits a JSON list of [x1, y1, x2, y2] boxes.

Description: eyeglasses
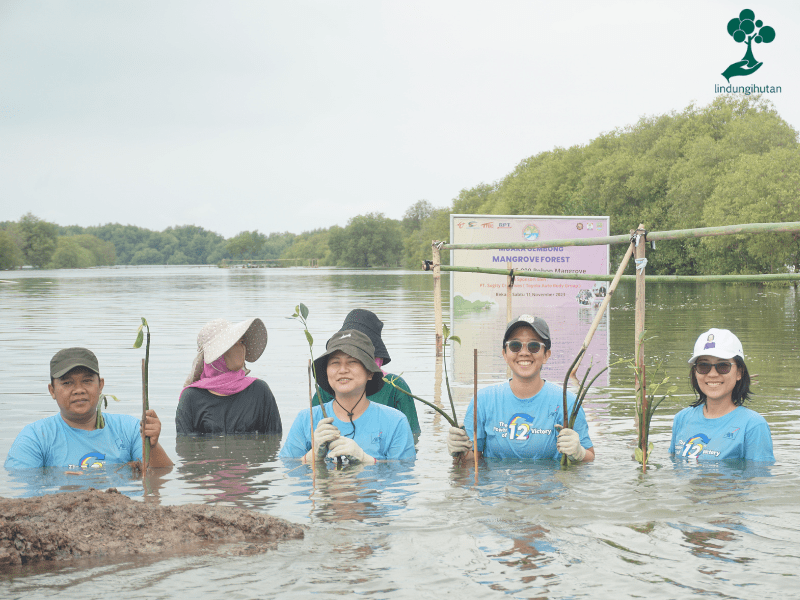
[[694, 361, 733, 375], [504, 340, 544, 354]]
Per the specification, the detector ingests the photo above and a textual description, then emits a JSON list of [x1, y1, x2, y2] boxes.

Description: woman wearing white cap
[[670, 328, 774, 462], [176, 318, 281, 434], [280, 330, 415, 463]]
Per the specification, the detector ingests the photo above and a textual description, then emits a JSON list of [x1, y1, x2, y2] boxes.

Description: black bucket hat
[[338, 309, 390, 365], [314, 330, 385, 396]]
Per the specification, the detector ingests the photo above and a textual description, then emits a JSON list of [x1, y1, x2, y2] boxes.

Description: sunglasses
[[504, 340, 544, 354], [694, 361, 734, 375]]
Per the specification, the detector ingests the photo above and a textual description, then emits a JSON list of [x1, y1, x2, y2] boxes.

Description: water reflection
[[280, 459, 417, 524], [174, 434, 282, 508]]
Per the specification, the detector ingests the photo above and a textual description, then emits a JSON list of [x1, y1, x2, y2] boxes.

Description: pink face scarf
[[183, 356, 258, 396], [375, 357, 387, 375]]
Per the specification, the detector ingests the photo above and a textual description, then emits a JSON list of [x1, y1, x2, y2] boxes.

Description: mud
[[0, 488, 304, 566]]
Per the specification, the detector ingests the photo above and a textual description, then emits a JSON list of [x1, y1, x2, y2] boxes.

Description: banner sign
[[449, 214, 610, 386]]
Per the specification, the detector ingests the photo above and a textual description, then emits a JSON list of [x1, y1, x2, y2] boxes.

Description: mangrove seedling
[[133, 317, 151, 471], [383, 323, 460, 427], [287, 303, 329, 420], [560, 350, 619, 466], [95, 393, 120, 429], [629, 332, 676, 470]]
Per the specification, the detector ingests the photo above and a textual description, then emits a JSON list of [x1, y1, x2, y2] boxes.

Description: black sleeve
[[260, 381, 282, 434], [175, 388, 197, 434]]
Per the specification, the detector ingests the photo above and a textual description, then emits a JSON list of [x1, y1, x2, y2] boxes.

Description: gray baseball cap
[[50, 347, 100, 378], [502, 315, 551, 349]]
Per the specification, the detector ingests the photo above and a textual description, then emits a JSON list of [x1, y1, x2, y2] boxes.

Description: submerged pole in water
[[473, 348, 479, 480], [633, 224, 648, 471], [432, 241, 443, 357]]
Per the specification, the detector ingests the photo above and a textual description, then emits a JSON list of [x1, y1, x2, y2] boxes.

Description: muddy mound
[[0, 488, 304, 566]]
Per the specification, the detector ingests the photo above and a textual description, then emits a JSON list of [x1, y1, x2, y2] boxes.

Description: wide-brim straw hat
[[314, 329, 384, 396], [185, 317, 268, 386], [338, 309, 390, 365]]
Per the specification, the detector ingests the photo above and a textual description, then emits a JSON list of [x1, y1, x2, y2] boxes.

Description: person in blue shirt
[[447, 315, 594, 464], [670, 328, 774, 462], [280, 330, 415, 463], [5, 347, 172, 470]]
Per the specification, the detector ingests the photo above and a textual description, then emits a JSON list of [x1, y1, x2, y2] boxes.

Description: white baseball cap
[[688, 328, 744, 364]]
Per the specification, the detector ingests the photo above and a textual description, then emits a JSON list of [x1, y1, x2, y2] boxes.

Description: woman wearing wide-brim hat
[[176, 317, 281, 434], [312, 309, 420, 434], [279, 330, 415, 463]]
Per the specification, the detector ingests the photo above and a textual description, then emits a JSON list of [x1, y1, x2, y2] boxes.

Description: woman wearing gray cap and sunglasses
[[447, 315, 595, 464], [669, 328, 773, 462], [280, 330, 415, 463]]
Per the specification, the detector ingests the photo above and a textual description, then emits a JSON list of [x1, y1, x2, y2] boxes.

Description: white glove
[[309, 417, 340, 462], [447, 426, 473, 456], [327, 437, 374, 463], [555, 424, 586, 462]]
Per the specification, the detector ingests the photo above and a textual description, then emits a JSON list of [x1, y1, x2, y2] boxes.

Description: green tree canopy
[[0, 229, 24, 270], [18, 213, 58, 268], [328, 213, 403, 267]]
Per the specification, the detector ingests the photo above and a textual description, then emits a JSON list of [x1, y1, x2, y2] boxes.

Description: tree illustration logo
[[722, 9, 776, 82]]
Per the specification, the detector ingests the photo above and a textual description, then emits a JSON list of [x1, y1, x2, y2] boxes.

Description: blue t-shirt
[[4, 413, 142, 469], [669, 404, 774, 462], [464, 380, 592, 460], [279, 401, 416, 460]]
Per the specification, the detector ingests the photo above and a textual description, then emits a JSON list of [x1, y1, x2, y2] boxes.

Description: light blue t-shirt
[[669, 404, 774, 462], [4, 413, 142, 469], [464, 380, 592, 460], [279, 401, 416, 460]]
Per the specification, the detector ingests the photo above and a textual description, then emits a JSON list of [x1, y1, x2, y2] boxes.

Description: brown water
[[1, 266, 798, 598]]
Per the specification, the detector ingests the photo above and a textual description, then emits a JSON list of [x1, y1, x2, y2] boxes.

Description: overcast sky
[[1, 1, 797, 239]]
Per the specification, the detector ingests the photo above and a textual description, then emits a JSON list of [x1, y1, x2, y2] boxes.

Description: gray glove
[[555, 424, 586, 462], [307, 417, 339, 462], [327, 437, 374, 463], [447, 426, 473, 456]]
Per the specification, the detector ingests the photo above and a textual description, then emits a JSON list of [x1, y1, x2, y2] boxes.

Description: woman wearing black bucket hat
[[313, 309, 420, 434], [280, 330, 416, 463]]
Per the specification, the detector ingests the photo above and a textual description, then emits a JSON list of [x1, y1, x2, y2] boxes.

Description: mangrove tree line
[[1, 96, 798, 274]]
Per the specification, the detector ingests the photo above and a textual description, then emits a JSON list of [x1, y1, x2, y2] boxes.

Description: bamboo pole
[[569, 238, 635, 382], [441, 221, 800, 250], [437, 265, 800, 283], [506, 261, 513, 379], [307, 360, 316, 478], [473, 349, 478, 479], [433, 241, 443, 357], [633, 225, 647, 468], [506, 261, 513, 323]]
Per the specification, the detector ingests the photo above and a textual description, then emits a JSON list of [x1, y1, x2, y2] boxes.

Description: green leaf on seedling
[[300, 303, 309, 320], [449, 335, 461, 345], [141, 317, 148, 327], [443, 323, 449, 339], [634, 447, 643, 463], [304, 330, 313, 346], [133, 326, 144, 349]]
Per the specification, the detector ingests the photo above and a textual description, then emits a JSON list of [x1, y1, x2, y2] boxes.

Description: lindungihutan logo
[[722, 9, 776, 82]]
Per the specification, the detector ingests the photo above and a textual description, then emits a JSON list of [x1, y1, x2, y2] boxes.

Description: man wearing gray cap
[[4, 348, 172, 469]]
